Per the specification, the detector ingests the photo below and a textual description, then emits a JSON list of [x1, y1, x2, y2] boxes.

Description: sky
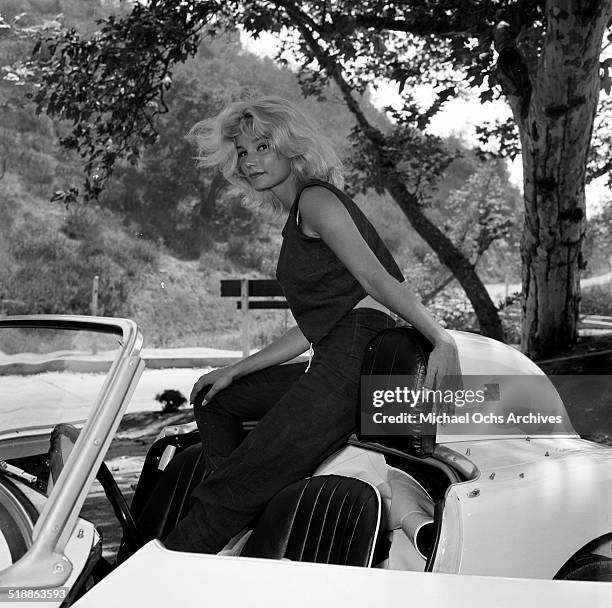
[[239, 29, 610, 217]]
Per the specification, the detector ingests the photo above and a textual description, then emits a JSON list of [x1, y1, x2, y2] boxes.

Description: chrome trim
[[434, 445, 479, 480]]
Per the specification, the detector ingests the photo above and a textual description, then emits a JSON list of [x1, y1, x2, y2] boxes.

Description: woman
[[163, 96, 460, 553]]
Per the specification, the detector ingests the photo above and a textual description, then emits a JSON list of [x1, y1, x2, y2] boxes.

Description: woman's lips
[[249, 172, 265, 179]]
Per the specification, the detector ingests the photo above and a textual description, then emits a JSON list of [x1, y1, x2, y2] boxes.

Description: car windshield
[[0, 324, 123, 438]]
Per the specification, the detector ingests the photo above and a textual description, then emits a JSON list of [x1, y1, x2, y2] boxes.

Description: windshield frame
[[0, 315, 144, 589]]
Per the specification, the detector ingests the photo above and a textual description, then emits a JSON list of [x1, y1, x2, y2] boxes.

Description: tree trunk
[[496, 0, 612, 359], [198, 171, 225, 222], [387, 179, 505, 341]]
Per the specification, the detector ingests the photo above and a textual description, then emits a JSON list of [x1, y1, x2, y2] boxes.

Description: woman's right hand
[[190, 366, 237, 406]]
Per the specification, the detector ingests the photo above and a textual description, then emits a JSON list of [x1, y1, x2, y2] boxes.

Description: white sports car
[[0, 315, 611, 607]]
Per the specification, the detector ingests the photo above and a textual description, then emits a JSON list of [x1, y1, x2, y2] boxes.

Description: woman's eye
[[237, 150, 247, 158], [257, 143, 269, 151]]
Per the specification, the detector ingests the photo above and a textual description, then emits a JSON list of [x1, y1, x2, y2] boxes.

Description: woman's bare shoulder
[[298, 184, 345, 216]]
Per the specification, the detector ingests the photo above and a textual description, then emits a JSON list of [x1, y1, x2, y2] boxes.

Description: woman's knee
[[195, 387, 236, 418]]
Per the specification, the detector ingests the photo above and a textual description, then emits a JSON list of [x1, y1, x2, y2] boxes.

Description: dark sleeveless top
[[275, 179, 404, 344]]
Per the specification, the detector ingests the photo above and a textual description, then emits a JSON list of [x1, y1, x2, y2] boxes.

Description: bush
[[61, 206, 101, 241], [425, 287, 521, 345], [2, 213, 157, 316], [155, 389, 187, 413], [581, 284, 612, 316]]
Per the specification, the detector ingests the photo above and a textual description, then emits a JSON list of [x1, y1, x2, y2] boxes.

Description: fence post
[[90, 275, 99, 316], [241, 278, 249, 358]]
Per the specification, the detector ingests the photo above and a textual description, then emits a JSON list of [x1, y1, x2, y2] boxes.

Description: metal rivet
[[467, 488, 480, 498], [93, 439, 100, 446], [77, 529, 84, 539], [53, 563, 65, 574], [489, 472, 496, 480], [52, 525, 59, 533]]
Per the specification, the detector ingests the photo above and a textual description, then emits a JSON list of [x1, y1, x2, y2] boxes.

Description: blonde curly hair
[[187, 96, 344, 207]]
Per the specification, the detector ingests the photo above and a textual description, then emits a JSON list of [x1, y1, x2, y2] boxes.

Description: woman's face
[[235, 133, 292, 193]]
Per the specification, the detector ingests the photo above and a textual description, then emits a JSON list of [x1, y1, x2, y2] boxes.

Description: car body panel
[[433, 437, 612, 578], [73, 540, 612, 608]]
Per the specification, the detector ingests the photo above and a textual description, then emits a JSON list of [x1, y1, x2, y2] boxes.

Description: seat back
[[240, 475, 381, 567], [358, 326, 434, 457], [117, 441, 210, 563]]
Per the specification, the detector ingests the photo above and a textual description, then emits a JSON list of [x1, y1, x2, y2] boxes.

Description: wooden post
[[90, 275, 100, 355], [241, 278, 249, 358], [90, 275, 99, 316]]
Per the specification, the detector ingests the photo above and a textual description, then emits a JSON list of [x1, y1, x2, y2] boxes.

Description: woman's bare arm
[[190, 325, 310, 404], [231, 325, 310, 378]]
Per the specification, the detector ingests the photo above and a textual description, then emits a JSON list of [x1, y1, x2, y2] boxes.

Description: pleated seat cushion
[[134, 443, 211, 544], [241, 475, 381, 567]]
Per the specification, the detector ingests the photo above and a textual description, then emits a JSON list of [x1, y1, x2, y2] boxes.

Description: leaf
[[480, 89, 495, 103]]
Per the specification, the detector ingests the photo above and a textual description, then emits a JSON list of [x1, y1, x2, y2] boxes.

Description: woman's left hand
[[423, 333, 461, 391]]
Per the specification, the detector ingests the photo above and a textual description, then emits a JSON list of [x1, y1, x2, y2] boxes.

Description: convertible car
[[1, 315, 612, 607]]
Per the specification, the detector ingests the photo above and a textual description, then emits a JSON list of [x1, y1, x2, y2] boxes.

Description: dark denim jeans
[[163, 308, 395, 553]]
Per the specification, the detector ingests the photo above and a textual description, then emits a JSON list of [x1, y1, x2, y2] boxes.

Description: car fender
[[434, 438, 612, 578]]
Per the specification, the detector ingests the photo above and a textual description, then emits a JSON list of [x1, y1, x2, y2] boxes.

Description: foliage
[[155, 389, 187, 413], [27, 2, 222, 204], [0, 208, 157, 316], [98, 71, 228, 258], [434, 163, 517, 261], [581, 284, 612, 316], [583, 202, 612, 276], [588, 96, 612, 187], [427, 286, 522, 344]]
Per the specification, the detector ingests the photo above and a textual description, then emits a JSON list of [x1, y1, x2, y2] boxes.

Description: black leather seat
[[135, 443, 210, 542], [358, 326, 433, 457], [123, 451, 381, 568], [241, 475, 382, 567], [117, 442, 210, 562]]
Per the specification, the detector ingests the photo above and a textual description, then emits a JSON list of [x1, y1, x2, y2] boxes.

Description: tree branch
[[587, 157, 612, 182], [493, 21, 532, 120], [421, 274, 456, 304], [351, 15, 467, 37], [281, 1, 382, 144]]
